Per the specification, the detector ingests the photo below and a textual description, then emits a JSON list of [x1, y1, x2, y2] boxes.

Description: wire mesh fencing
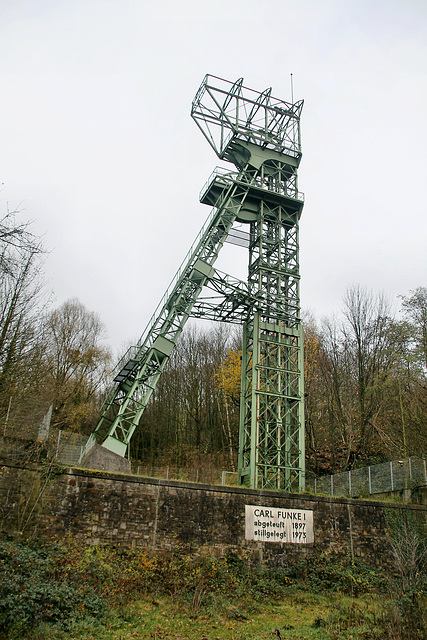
[[2, 431, 425, 498], [219, 459, 427, 497], [133, 465, 224, 486], [306, 457, 427, 498], [55, 431, 89, 466]]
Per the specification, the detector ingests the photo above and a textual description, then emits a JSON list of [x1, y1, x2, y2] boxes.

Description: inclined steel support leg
[[83, 75, 306, 494], [87, 167, 256, 458]]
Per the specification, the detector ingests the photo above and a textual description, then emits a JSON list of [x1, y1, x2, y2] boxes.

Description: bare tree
[[0, 209, 48, 434], [316, 286, 396, 468], [342, 285, 395, 456], [400, 287, 427, 373], [391, 288, 427, 458], [0, 208, 44, 276], [43, 298, 112, 433], [130, 323, 240, 470]]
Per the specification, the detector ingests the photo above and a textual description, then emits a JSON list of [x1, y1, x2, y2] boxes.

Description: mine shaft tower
[[83, 75, 305, 491]]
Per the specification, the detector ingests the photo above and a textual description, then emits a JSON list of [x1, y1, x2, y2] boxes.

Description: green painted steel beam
[[82, 75, 306, 494], [86, 172, 254, 456]]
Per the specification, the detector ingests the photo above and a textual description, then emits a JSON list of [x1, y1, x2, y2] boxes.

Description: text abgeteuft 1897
[[245, 505, 314, 544]]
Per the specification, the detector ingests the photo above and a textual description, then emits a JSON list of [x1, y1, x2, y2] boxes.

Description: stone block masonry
[[0, 462, 426, 568]]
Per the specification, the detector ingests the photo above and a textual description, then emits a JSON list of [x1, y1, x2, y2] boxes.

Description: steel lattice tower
[[81, 75, 305, 491]]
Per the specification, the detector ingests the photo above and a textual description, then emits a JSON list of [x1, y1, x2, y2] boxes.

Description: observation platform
[[200, 171, 304, 223]]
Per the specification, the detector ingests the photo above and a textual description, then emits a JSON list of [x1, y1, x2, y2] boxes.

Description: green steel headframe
[[81, 74, 305, 491]]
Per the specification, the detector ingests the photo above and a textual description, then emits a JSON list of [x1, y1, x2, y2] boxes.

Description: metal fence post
[[368, 466, 372, 494], [349, 470, 352, 497], [3, 396, 12, 436], [331, 474, 334, 496], [390, 461, 394, 491], [56, 430, 61, 457]]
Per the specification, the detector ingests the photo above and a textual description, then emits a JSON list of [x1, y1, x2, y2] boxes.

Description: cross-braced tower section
[[192, 76, 305, 490], [82, 75, 305, 492]]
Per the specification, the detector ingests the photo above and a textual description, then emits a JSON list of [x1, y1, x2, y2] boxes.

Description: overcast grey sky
[[1, 0, 426, 352]]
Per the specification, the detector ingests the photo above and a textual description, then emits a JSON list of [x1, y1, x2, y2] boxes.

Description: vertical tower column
[[238, 166, 305, 490]]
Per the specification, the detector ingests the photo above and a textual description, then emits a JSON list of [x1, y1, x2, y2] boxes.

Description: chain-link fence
[[133, 465, 224, 486], [305, 457, 427, 498], [0, 431, 89, 467], [2, 431, 425, 498], [0, 434, 227, 485], [56, 435, 225, 484], [55, 431, 89, 466], [219, 458, 427, 497]]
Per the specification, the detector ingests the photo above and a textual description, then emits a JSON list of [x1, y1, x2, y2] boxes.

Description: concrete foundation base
[[82, 443, 131, 474]]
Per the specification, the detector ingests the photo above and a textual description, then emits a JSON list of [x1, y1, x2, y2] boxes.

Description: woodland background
[[1, 210, 426, 477]]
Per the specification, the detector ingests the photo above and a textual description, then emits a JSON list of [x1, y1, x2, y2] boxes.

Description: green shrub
[[0, 540, 106, 635], [0, 538, 400, 638], [285, 551, 387, 595]]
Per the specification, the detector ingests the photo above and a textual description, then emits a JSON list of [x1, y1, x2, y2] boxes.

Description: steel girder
[[82, 75, 305, 494], [192, 76, 305, 491], [83, 167, 257, 458], [237, 195, 305, 491], [191, 75, 303, 162]]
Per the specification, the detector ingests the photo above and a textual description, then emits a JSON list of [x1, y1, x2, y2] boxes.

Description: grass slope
[[0, 538, 425, 640]]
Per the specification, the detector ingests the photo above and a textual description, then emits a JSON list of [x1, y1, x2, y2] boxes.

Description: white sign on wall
[[245, 505, 314, 544]]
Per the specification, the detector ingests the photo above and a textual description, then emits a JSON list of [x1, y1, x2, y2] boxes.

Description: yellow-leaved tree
[[215, 348, 242, 406], [214, 348, 242, 470]]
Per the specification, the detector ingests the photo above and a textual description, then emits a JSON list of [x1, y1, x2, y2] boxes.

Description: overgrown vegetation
[[0, 537, 425, 640], [0, 438, 65, 537], [385, 508, 427, 639]]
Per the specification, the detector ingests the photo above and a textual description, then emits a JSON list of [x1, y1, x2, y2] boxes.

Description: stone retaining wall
[[1, 462, 426, 568]]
